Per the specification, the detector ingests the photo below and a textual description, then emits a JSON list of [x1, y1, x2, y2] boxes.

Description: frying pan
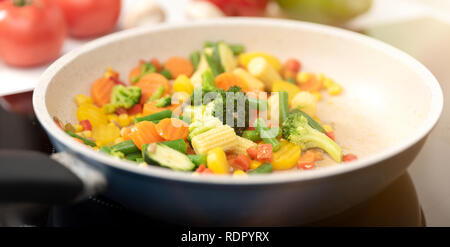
[[1, 19, 443, 226]]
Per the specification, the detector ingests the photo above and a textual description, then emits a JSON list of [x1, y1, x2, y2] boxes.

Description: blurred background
[[1, 0, 450, 226]]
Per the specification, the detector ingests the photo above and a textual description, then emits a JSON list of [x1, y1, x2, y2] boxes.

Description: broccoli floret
[[213, 86, 249, 136], [103, 85, 142, 113], [188, 70, 249, 136], [155, 96, 171, 107], [282, 111, 342, 162]]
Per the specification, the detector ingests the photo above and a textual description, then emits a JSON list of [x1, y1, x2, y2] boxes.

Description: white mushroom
[[185, 0, 225, 20], [123, 0, 165, 29]]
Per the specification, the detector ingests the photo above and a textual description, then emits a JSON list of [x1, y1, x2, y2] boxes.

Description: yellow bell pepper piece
[[173, 75, 194, 95], [92, 123, 121, 146], [77, 104, 108, 127], [271, 80, 301, 104], [272, 140, 301, 170], [206, 147, 230, 174], [238, 52, 282, 71]]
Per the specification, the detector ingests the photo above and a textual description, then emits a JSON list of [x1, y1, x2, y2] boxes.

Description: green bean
[[99, 146, 112, 154], [248, 97, 268, 111], [204, 52, 222, 77], [111, 140, 139, 155], [290, 109, 326, 133], [66, 131, 96, 147], [242, 130, 261, 142], [126, 152, 143, 162], [134, 110, 173, 123], [248, 163, 273, 174], [229, 44, 244, 55], [279, 90, 289, 124], [160, 139, 187, 154], [148, 85, 165, 101], [160, 69, 172, 80], [190, 50, 201, 70], [254, 119, 281, 152], [187, 154, 207, 168]]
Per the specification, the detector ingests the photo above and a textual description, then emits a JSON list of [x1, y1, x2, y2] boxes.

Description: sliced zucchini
[[218, 42, 237, 72], [144, 143, 195, 171]]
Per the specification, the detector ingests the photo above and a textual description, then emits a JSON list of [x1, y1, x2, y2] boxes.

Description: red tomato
[[0, 0, 66, 67], [256, 144, 272, 162], [52, 0, 121, 38], [284, 58, 302, 73], [205, 0, 269, 16], [343, 154, 358, 163]]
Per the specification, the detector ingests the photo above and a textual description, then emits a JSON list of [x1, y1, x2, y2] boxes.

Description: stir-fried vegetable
[[64, 40, 351, 176]]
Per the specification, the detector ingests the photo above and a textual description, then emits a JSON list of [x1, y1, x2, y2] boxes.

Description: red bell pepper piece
[[343, 154, 358, 163], [256, 144, 272, 162], [80, 119, 92, 131]]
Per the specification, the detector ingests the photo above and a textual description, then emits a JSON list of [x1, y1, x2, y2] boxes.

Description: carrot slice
[[155, 118, 189, 141], [164, 56, 194, 78], [135, 73, 171, 104], [129, 121, 164, 150], [142, 101, 179, 116], [298, 74, 323, 92], [215, 72, 248, 91], [128, 66, 142, 84], [91, 77, 116, 107]]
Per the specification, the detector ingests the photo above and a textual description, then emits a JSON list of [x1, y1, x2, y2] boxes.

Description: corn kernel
[[118, 113, 130, 126], [327, 82, 342, 95], [114, 137, 125, 145], [75, 94, 93, 106], [250, 160, 262, 170], [107, 114, 119, 123], [312, 91, 322, 101], [323, 78, 334, 89], [95, 141, 103, 147], [81, 130, 92, 138], [120, 127, 130, 137], [103, 67, 118, 78], [74, 124, 83, 132], [322, 124, 333, 132], [232, 170, 248, 177], [296, 72, 310, 84]]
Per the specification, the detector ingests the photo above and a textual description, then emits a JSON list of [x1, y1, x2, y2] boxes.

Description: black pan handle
[[0, 150, 106, 205]]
